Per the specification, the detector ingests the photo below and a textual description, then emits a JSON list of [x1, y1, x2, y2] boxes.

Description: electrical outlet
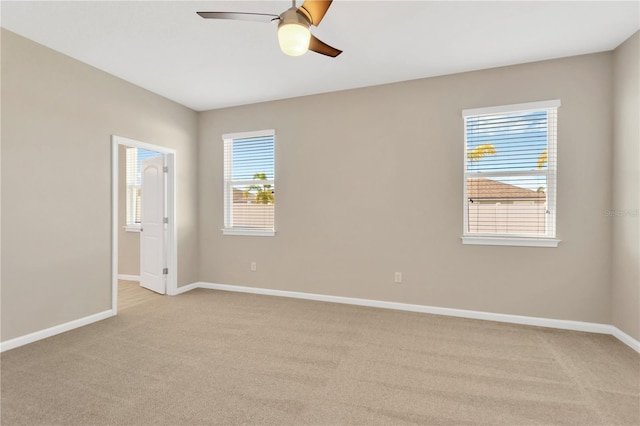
[[251, 262, 257, 272], [394, 272, 402, 283]]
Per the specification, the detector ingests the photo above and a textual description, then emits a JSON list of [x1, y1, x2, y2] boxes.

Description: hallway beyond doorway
[[118, 280, 160, 311]]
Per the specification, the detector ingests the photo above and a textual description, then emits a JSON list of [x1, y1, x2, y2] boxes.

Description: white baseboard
[[4, 283, 638, 354], [170, 282, 200, 296], [117, 274, 140, 282], [196, 282, 640, 353], [0, 310, 114, 352], [611, 327, 640, 353]]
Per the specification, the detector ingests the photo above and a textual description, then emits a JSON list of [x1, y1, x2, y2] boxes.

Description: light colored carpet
[[1, 289, 638, 425]]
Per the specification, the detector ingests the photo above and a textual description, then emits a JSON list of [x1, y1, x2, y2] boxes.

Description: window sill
[[124, 225, 141, 233], [222, 228, 276, 237], [461, 236, 560, 247]]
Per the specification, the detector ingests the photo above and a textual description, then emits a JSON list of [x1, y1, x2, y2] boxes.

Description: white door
[[140, 155, 166, 294]]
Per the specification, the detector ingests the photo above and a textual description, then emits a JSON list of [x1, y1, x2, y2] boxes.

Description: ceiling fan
[[197, 0, 342, 57]]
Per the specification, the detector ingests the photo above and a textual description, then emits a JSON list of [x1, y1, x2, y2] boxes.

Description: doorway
[[111, 135, 177, 315]]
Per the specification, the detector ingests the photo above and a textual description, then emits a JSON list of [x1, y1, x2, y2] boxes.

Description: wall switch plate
[[251, 262, 257, 272], [394, 272, 402, 283]]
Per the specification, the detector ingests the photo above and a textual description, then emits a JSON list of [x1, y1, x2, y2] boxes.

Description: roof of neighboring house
[[232, 188, 247, 202], [467, 178, 546, 200]]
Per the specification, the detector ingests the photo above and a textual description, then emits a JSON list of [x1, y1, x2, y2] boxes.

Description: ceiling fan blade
[[308, 35, 342, 57], [298, 0, 333, 26], [196, 12, 279, 23]]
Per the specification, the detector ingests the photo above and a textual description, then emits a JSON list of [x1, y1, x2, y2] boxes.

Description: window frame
[[124, 147, 163, 233], [124, 147, 141, 232], [222, 129, 276, 237], [461, 100, 561, 248]]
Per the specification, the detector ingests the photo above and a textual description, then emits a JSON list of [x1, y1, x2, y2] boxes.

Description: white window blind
[[125, 147, 162, 227], [462, 100, 560, 242], [223, 130, 275, 236]]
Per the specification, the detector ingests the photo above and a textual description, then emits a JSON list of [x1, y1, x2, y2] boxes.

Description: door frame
[[111, 135, 178, 314]]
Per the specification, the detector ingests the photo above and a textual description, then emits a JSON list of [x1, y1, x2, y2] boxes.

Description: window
[[223, 130, 275, 236], [462, 100, 560, 247], [125, 147, 162, 231]]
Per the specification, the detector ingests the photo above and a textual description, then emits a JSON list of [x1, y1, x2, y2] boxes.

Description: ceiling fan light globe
[[277, 23, 310, 56]]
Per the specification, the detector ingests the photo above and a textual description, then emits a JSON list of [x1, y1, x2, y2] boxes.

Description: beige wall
[[199, 52, 615, 324], [1, 29, 199, 341], [118, 145, 140, 277], [612, 31, 640, 341]]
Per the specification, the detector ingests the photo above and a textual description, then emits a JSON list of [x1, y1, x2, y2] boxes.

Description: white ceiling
[[2, 1, 638, 111]]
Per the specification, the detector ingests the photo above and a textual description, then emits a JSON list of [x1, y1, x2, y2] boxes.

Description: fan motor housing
[[278, 7, 310, 30]]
